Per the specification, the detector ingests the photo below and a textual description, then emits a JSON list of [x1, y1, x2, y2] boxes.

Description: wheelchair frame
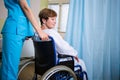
[[18, 36, 88, 80]]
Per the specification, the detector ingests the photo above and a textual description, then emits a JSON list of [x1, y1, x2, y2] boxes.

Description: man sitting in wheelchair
[[38, 8, 88, 80]]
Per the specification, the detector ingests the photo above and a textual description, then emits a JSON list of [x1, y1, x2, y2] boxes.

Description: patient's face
[[45, 17, 56, 29]]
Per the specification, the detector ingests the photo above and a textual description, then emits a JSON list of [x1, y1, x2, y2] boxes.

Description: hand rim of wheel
[[41, 65, 77, 80]]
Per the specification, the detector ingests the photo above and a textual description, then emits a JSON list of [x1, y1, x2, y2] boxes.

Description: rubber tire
[[18, 61, 35, 80], [41, 65, 77, 80]]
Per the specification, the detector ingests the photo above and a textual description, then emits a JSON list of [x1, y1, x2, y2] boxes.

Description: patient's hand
[[74, 56, 79, 62]]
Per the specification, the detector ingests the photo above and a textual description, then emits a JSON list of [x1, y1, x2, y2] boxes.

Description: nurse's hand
[[38, 31, 49, 41]]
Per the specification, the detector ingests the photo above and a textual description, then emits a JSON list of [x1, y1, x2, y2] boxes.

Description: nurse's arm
[[19, 0, 48, 40]]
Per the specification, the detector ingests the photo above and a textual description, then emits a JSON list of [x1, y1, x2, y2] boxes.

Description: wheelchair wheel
[[41, 65, 77, 80], [18, 60, 36, 80]]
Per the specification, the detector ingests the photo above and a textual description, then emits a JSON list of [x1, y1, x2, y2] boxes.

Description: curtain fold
[[65, 0, 84, 58], [65, 0, 120, 80]]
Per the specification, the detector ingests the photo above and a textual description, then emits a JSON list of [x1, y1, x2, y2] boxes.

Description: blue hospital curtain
[[65, 0, 120, 80]]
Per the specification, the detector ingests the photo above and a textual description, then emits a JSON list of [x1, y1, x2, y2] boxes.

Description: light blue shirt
[[1, 0, 34, 37]]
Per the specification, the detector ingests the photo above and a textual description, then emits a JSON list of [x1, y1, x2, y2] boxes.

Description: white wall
[[31, 0, 41, 23], [0, 0, 7, 19], [21, 39, 35, 57]]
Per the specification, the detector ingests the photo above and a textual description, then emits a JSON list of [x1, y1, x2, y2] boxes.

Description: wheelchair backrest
[[32, 35, 56, 75]]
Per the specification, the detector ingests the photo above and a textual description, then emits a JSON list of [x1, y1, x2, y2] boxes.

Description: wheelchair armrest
[[58, 54, 73, 58], [58, 54, 74, 62], [57, 54, 74, 71]]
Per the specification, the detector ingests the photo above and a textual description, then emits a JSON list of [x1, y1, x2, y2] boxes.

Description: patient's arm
[[43, 29, 78, 56]]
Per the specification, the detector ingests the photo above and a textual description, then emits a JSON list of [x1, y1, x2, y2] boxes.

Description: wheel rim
[[41, 65, 77, 80]]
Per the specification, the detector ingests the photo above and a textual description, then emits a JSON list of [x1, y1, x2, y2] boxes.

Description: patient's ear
[[42, 18, 46, 24]]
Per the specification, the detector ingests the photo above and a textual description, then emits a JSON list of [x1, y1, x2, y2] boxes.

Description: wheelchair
[[18, 35, 88, 80]]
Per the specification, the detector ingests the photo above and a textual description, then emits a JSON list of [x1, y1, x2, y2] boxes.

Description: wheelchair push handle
[[32, 33, 54, 42]]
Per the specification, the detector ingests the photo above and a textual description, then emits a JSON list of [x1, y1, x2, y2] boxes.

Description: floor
[[0, 52, 40, 80], [18, 62, 35, 80], [18, 58, 41, 80]]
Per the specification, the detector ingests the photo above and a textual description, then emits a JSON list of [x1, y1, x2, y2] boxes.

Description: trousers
[[0, 33, 26, 80]]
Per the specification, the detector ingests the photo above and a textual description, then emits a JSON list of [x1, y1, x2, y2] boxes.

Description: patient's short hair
[[39, 8, 57, 25]]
